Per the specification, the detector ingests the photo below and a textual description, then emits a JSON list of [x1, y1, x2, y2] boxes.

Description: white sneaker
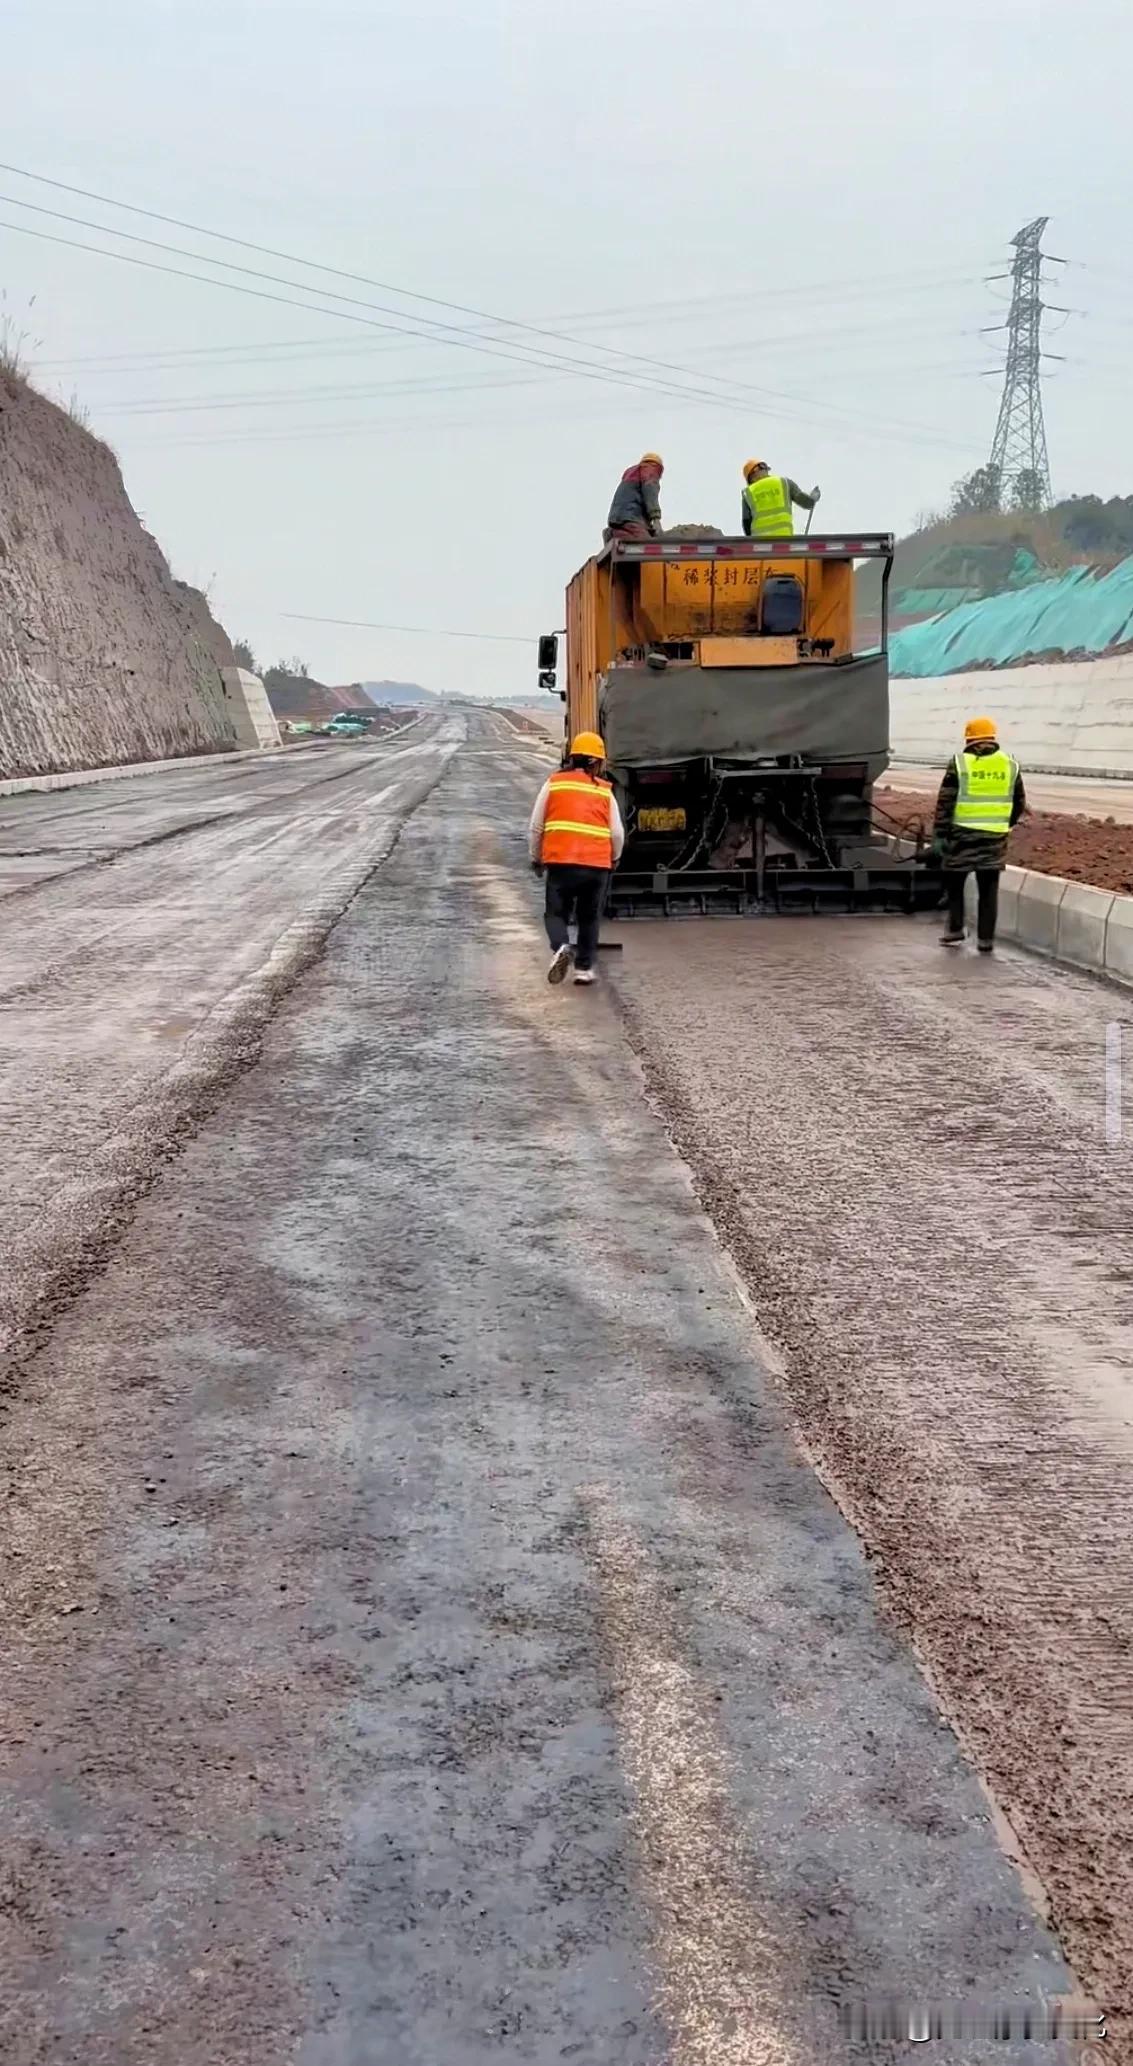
[[573, 968, 596, 986], [547, 945, 572, 985]]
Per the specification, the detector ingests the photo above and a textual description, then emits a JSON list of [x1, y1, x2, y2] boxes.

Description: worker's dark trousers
[[946, 868, 1000, 942], [544, 866, 608, 971]]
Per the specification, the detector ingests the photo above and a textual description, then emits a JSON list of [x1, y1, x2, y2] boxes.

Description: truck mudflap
[[605, 860, 946, 920]]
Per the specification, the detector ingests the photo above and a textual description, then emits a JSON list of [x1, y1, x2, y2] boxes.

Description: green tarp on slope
[[889, 556, 1133, 678], [894, 584, 982, 617]]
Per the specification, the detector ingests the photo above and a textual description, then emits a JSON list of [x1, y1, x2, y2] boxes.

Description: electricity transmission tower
[[983, 217, 1066, 512]]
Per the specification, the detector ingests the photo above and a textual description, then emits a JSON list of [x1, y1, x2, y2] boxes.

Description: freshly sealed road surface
[[0, 720, 462, 1369], [2, 710, 1126, 2062]]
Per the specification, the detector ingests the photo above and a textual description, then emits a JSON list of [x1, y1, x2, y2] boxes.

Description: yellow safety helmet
[[640, 451, 663, 467], [570, 730, 606, 760], [743, 457, 769, 481], [964, 715, 997, 743]]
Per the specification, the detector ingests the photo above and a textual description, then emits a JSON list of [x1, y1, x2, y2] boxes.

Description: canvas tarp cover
[[600, 654, 889, 766]]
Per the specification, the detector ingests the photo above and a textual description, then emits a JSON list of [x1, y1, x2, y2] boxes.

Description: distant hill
[[857, 492, 1133, 634], [455, 691, 560, 710], [262, 673, 383, 722], [329, 682, 377, 710], [262, 669, 341, 722], [359, 682, 560, 711], [360, 679, 438, 707]]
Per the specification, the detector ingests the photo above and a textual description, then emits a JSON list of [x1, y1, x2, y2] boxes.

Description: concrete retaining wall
[[965, 866, 1133, 985], [221, 668, 282, 751], [891, 653, 1133, 776]]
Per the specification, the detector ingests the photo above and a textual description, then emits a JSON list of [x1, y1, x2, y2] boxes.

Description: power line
[[0, 193, 756, 411], [0, 158, 720, 372], [0, 211, 762, 418], [39, 321, 979, 421], [43, 309, 969, 385], [0, 214, 983, 456], [99, 369, 560, 415], [554, 271, 981, 332], [282, 613, 532, 643], [0, 172, 985, 444], [91, 324, 980, 419], [36, 269, 981, 373], [121, 388, 987, 457], [98, 356, 987, 424], [0, 160, 981, 405], [38, 332, 412, 370], [16, 199, 964, 448]]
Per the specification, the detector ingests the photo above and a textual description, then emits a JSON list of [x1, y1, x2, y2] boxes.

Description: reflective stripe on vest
[[952, 749, 1018, 834], [745, 473, 793, 537], [541, 771, 614, 869]]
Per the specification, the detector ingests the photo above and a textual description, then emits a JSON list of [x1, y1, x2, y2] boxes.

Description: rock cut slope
[[0, 371, 236, 778]]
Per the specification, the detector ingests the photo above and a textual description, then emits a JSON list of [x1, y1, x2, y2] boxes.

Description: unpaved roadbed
[[878, 778, 1133, 891]]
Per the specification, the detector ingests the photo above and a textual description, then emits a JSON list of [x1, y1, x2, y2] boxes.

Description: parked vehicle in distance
[[322, 711, 374, 738]]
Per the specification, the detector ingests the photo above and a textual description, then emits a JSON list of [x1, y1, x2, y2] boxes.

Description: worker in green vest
[[741, 459, 821, 537], [935, 716, 1027, 953]]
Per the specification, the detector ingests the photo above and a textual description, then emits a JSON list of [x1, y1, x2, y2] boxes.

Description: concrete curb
[[965, 863, 1133, 985]]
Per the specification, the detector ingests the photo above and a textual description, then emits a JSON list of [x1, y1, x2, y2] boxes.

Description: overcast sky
[[5, 0, 1132, 698]]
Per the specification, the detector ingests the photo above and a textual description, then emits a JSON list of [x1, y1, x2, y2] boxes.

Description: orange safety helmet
[[640, 451, 664, 468], [964, 715, 998, 743], [570, 730, 606, 760], [743, 458, 769, 481]]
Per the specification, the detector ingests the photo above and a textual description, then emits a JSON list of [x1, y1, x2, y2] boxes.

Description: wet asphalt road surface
[[0, 717, 463, 1371], [0, 735, 418, 892], [0, 711, 1112, 2062]]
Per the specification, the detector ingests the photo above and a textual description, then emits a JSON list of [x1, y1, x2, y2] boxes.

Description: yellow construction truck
[[537, 531, 940, 917]]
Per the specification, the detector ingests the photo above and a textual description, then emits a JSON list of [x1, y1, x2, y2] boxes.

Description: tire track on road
[[582, 1489, 799, 2066]]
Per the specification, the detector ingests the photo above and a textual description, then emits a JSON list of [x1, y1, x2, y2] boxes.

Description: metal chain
[[670, 775, 725, 872]]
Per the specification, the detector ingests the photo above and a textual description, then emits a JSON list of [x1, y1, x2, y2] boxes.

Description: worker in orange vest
[[528, 731, 624, 985]]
